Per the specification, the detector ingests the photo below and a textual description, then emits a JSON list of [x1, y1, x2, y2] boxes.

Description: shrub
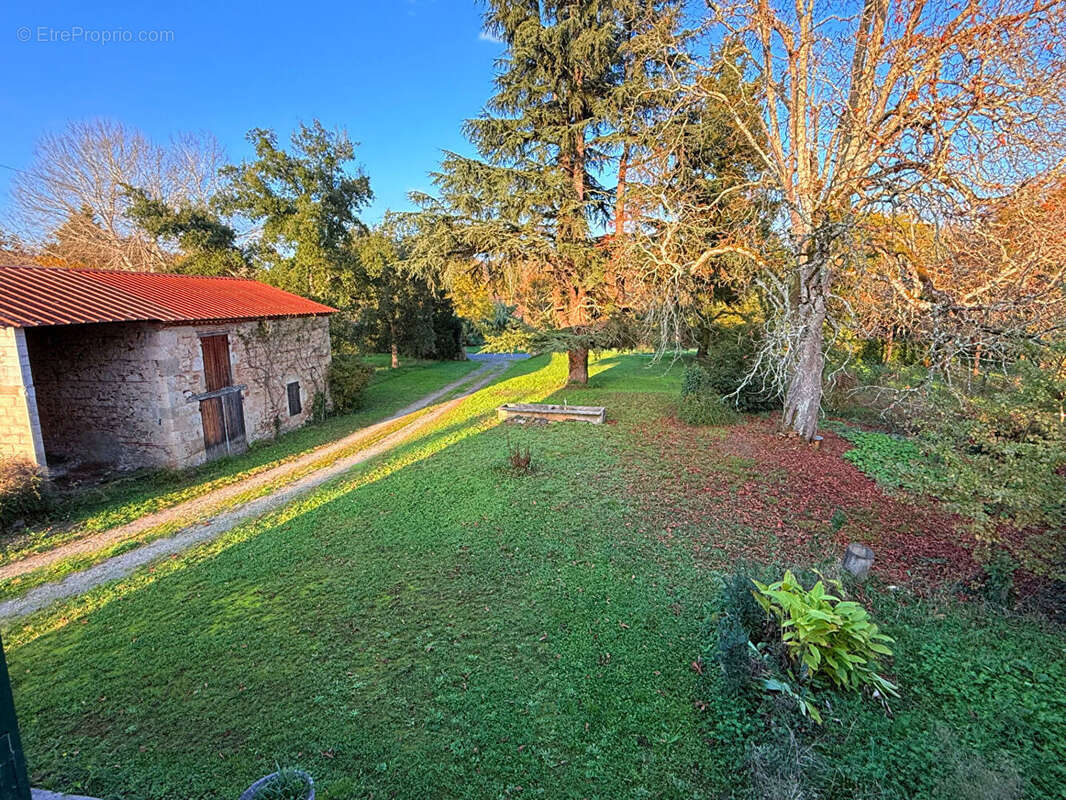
[[752, 570, 897, 699], [327, 356, 375, 415], [678, 391, 740, 426], [720, 570, 767, 638], [678, 364, 740, 426], [714, 571, 764, 696], [697, 325, 781, 412], [977, 548, 1018, 607], [0, 457, 45, 531], [835, 347, 1066, 578], [716, 615, 758, 694], [681, 362, 715, 397], [713, 568, 826, 724], [904, 375, 1066, 547]]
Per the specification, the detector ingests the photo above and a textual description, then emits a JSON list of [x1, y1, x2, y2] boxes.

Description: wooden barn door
[[198, 334, 247, 460]]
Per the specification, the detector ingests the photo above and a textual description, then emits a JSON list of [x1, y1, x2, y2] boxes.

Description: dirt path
[[0, 362, 508, 621]]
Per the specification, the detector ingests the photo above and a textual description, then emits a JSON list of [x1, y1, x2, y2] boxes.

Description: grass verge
[[0, 358, 479, 567]]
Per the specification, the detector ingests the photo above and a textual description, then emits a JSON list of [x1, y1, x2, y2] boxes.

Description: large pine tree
[[409, 0, 635, 383]]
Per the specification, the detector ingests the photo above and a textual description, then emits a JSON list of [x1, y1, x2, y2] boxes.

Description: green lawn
[[5, 354, 1064, 800], [0, 357, 479, 567]]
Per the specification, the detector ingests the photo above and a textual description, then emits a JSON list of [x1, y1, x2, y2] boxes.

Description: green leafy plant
[[327, 356, 375, 414], [905, 371, 1066, 558], [834, 342, 1066, 567], [834, 427, 933, 489], [760, 671, 825, 725], [978, 549, 1018, 607], [752, 571, 898, 699], [835, 347, 1066, 579], [712, 570, 826, 721]]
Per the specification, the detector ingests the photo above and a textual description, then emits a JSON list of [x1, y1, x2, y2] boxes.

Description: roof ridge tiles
[[0, 263, 255, 282]]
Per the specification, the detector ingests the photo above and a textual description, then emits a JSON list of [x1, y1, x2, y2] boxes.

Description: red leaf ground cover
[[620, 414, 977, 592]]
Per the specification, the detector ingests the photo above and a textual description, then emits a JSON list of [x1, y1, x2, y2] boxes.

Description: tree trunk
[[567, 347, 589, 384], [696, 326, 711, 360], [615, 143, 629, 239], [781, 300, 825, 441], [560, 85, 590, 388]]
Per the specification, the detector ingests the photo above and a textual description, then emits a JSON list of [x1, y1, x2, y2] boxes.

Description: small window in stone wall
[[287, 381, 302, 416]]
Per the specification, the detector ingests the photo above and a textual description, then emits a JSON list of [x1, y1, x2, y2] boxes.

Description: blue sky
[[0, 0, 502, 228]]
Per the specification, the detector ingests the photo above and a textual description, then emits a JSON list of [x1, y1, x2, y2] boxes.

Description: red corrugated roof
[[0, 265, 335, 328]]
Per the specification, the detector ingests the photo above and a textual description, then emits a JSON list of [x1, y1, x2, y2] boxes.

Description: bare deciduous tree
[[852, 177, 1066, 384], [664, 0, 1066, 440], [0, 226, 38, 265], [11, 119, 225, 271]]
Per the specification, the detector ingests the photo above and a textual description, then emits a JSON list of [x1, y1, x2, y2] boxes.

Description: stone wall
[[0, 327, 46, 466], [25, 322, 175, 471], [20, 315, 331, 472], [161, 316, 332, 467]]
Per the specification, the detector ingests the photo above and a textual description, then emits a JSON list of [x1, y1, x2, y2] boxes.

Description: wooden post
[[842, 543, 875, 580]]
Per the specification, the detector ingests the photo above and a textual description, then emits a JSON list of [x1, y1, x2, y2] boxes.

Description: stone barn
[[0, 265, 335, 474]]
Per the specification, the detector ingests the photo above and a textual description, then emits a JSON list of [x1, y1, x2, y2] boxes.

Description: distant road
[[466, 351, 531, 362]]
